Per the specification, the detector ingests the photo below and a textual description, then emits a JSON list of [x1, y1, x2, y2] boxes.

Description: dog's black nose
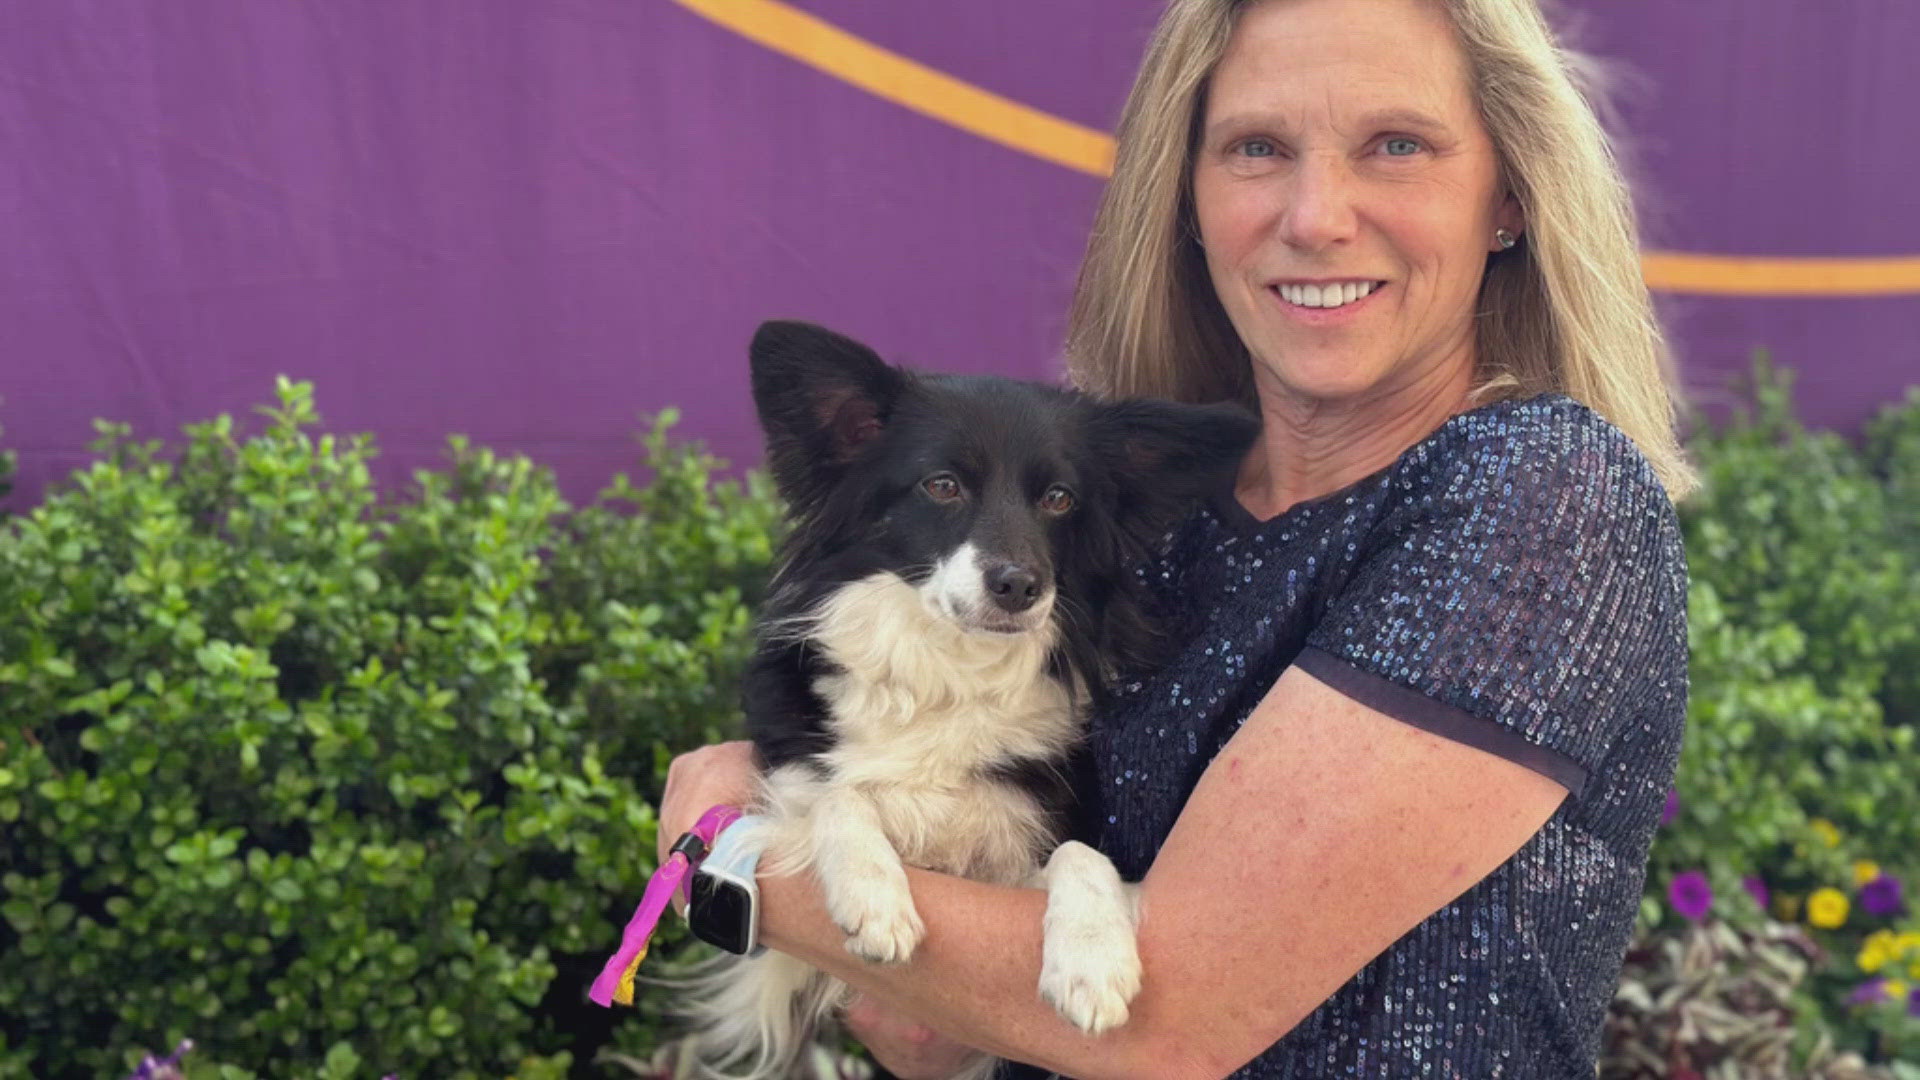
[[985, 564, 1043, 614]]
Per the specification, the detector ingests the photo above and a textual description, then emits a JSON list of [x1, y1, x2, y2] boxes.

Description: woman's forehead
[[1208, 0, 1475, 120]]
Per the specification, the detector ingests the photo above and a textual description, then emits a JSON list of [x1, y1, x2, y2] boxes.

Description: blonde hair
[[1065, 0, 1697, 499]]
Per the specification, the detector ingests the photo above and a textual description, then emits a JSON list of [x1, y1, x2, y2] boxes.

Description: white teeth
[[1276, 280, 1379, 308]]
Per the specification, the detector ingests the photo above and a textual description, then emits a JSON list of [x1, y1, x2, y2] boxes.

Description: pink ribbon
[[589, 804, 744, 1007]]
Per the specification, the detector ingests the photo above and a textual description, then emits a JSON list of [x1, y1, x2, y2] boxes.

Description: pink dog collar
[[589, 804, 744, 1007]]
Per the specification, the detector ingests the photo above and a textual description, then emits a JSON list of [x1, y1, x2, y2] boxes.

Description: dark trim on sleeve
[[1293, 646, 1589, 799]]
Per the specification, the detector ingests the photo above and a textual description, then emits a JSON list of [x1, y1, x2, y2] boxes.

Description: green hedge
[[0, 381, 778, 1077], [1662, 360, 1920, 874], [4, 366, 1918, 1073]]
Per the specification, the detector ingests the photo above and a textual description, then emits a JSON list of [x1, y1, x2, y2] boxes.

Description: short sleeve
[[1299, 402, 1688, 799]]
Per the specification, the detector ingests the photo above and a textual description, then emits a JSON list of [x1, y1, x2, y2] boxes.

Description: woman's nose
[[1277, 153, 1358, 251]]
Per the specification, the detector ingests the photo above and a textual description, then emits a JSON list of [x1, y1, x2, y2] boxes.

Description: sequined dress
[[1018, 393, 1688, 1078]]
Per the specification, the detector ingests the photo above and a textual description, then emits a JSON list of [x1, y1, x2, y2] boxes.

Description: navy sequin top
[[1022, 394, 1688, 1078]]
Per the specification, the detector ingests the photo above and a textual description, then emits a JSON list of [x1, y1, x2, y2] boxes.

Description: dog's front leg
[[809, 787, 926, 964], [1036, 840, 1143, 1035]]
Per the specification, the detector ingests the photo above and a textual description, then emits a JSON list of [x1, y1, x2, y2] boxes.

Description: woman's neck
[[1236, 358, 1475, 522]]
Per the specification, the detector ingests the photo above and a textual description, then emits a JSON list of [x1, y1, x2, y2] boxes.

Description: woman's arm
[[662, 664, 1568, 1079]]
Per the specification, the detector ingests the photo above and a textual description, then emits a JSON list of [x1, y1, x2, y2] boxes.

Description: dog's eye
[[1039, 486, 1076, 514], [922, 474, 963, 502]]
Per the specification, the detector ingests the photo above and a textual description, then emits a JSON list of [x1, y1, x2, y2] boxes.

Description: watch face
[[689, 873, 753, 954]]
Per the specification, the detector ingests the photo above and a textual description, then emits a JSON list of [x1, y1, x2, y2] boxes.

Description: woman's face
[[1191, 0, 1520, 408]]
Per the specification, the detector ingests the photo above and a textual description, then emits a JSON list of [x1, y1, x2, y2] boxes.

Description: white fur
[[1038, 840, 1144, 1035], [920, 541, 1055, 634], [809, 784, 926, 963], [680, 570, 1141, 1079]]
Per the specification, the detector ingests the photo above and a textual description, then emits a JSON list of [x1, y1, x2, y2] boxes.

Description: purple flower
[[1661, 789, 1680, 827], [125, 1040, 193, 1080], [1848, 978, 1888, 1006], [1742, 876, 1770, 910], [1860, 874, 1905, 917], [1669, 870, 1713, 921], [1909, 985, 1920, 1019]]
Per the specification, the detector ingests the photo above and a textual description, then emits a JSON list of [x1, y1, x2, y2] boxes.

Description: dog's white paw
[[838, 894, 925, 964], [1039, 841, 1142, 1035], [826, 870, 925, 964], [1039, 919, 1142, 1034]]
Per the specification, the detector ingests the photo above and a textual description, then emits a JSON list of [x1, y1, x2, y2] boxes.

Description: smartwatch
[[688, 814, 769, 956]]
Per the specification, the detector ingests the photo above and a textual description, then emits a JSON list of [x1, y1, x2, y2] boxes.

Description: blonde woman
[[659, 0, 1693, 1075]]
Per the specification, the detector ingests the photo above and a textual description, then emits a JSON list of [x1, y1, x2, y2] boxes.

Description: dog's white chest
[[798, 572, 1080, 877], [808, 572, 1079, 773]]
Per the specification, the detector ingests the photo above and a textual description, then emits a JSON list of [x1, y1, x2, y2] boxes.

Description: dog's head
[[750, 320, 1257, 641]]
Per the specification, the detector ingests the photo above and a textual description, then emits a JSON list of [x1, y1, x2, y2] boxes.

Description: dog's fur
[[678, 322, 1257, 1079]]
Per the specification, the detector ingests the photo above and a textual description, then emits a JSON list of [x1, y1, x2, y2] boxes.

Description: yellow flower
[[1852, 860, 1881, 887], [1773, 893, 1803, 921], [1807, 887, 1850, 929], [1810, 819, 1841, 848], [1910, 958, 1920, 980], [1897, 931, 1920, 953], [1859, 934, 1893, 974], [1887, 978, 1911, 1002]]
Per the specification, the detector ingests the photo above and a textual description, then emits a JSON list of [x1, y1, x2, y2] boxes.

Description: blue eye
[[1238, 138, 1277, 158], [1383, 137, 1422, 156]]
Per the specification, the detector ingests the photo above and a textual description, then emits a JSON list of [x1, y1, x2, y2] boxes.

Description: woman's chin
[[1249, 355, 1394, 405]]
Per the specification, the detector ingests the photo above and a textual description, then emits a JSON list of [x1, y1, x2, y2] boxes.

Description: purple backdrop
[[3, 0, 1917, 510]]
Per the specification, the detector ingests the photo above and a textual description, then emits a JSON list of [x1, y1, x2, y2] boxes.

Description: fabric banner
[[3, 0, 1915, 508]]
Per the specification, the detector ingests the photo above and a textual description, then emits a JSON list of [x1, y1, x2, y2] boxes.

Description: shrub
[[1863, 386, 1920, 724], [1661, 357, 1920, 871], [1864, 386, 1920, 556], [1646, 358, 1920, 1063], [0, 381, 779, 1077], [0, 404, 15, 506]]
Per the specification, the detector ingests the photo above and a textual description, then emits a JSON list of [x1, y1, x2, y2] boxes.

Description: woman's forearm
[[756, 865, 1209, 1080]]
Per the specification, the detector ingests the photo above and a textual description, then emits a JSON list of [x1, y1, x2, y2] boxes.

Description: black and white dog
[[682, 321, 1257, 1079]]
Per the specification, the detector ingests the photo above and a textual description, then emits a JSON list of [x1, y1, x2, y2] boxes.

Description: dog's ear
[[1093, 399, 1260, 546], [749, 320, 907, 503]]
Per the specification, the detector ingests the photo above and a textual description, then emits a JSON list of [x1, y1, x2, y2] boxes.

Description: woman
[[659, 0, 1695, 1075]]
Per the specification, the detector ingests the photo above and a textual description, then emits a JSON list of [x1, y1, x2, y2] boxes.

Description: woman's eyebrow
[[1203, 107, 1455, 141], [1357, 107, 1454, 134], [1202, 112, 1291, 141]]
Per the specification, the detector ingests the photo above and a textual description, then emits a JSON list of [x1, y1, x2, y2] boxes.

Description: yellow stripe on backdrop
[[671, 0, 1920, 298], [1637, 252, 1920, 297], [674, 0, 1113, 177]]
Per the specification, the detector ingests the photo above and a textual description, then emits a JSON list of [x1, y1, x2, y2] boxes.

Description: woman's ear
[[1492, 189, 1526, 250]]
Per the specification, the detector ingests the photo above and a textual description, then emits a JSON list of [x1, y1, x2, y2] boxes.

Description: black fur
[[743, 320, 1258, 779]]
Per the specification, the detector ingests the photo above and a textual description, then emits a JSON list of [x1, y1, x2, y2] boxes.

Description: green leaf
[[318, 1040, 361, 1080]]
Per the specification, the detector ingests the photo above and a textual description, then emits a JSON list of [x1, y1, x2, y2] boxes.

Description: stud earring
[[1494, 228, 1518, 250]]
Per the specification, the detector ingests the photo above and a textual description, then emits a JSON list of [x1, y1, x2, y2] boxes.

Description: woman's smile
[[1265, 278, 1391, 325]]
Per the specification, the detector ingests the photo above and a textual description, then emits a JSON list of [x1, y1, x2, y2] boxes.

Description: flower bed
[[1627, 361, 1920, 1072]]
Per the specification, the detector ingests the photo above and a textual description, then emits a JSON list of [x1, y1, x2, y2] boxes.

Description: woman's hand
[[656, 740, 760, 867], [844, 992, 982, 1080]]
